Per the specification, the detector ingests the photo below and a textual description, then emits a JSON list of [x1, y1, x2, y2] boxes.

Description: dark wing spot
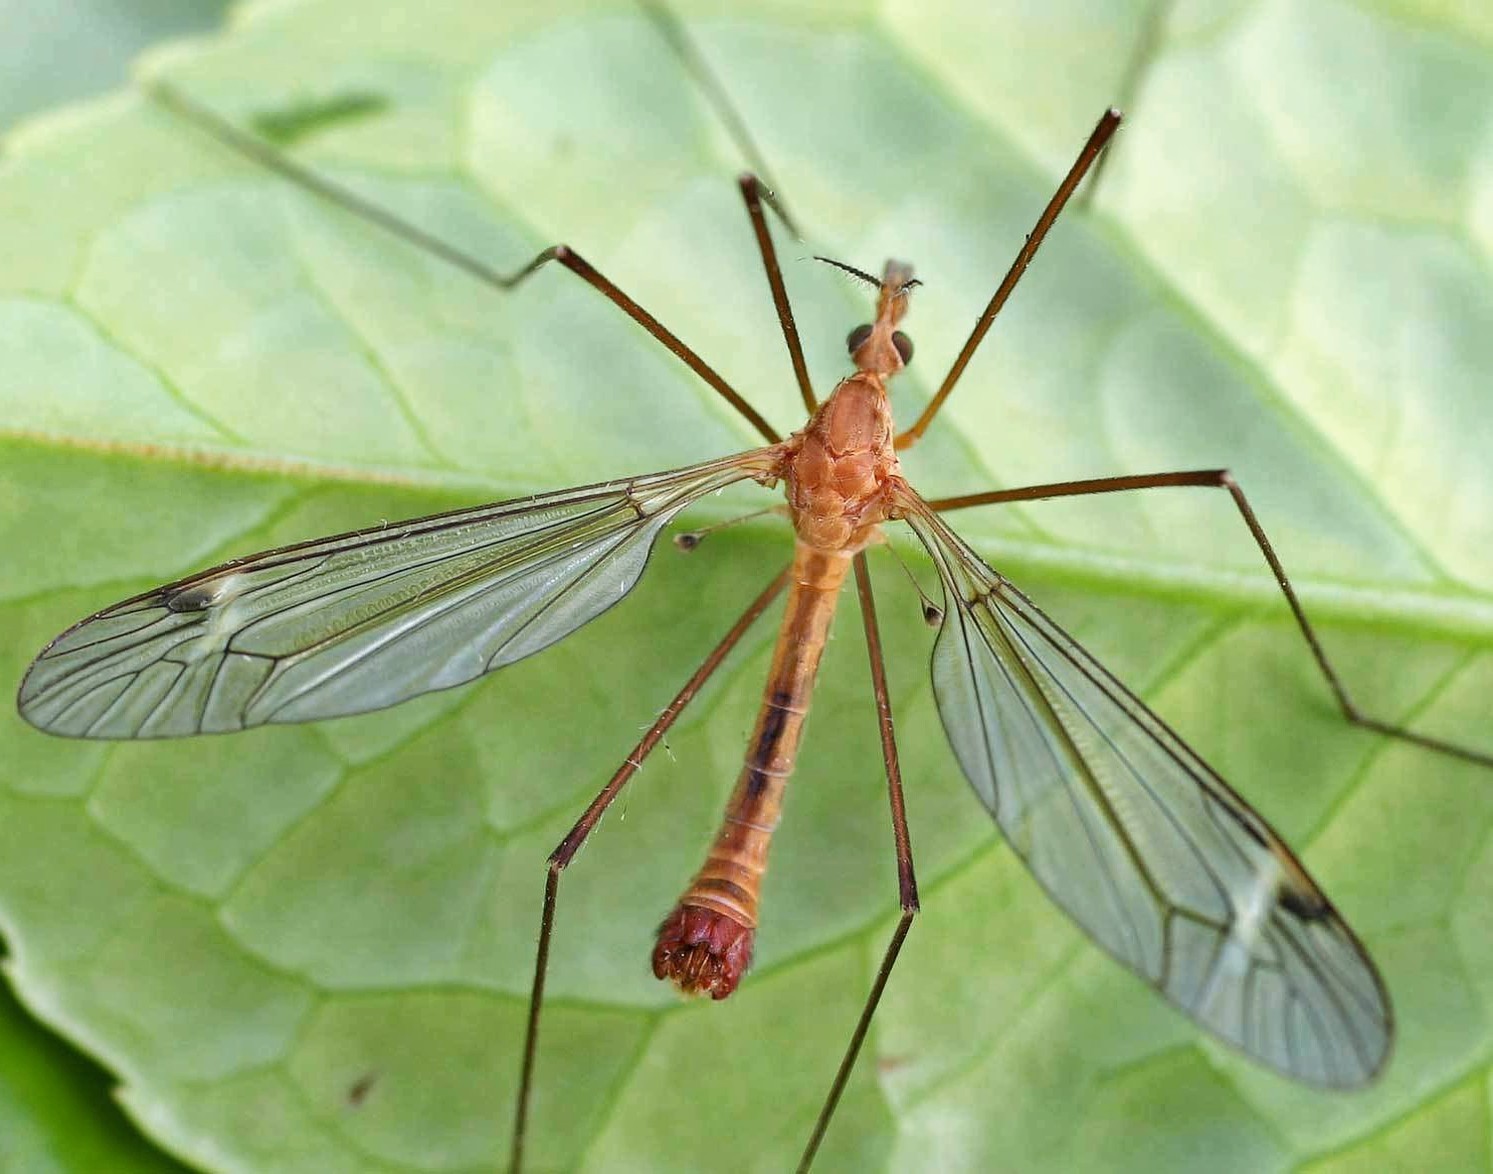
[[167, 581, 229, 612], [1277, 880, 1331, 922], [1267, 842, 1331, 921]]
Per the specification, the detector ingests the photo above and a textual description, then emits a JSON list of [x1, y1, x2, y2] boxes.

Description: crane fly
[[14, 52, 1493, 1172]]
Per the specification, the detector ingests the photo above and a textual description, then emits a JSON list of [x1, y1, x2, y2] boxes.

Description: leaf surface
[[2, 1, 1492, 1170]]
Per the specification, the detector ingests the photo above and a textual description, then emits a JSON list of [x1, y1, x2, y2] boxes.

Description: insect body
[[654, 263, 911, 997]]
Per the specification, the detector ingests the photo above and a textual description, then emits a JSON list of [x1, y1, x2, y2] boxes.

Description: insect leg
[[927, 469, 1493, 767], [145, 81, 783, 445], [639, 6, 813, 409], [510, 565, 790, 1172], [798, 554, 920, 1172], [895, 109, 1120, 451], [1073, 0, 1173, 212], [639, 1, 801, 237], [738, 174, 816, 413]]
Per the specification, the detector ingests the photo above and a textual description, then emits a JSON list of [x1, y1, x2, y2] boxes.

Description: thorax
[[781, 373, 903, 553]]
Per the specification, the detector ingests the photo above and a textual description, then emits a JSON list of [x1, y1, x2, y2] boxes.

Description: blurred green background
[[0, 1, 233, 130]]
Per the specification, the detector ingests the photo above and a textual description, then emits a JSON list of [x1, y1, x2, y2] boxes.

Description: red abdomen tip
[[652, 905, 755, 1000]]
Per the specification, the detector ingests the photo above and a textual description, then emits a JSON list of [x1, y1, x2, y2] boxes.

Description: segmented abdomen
[[652, 541, 851, 998]]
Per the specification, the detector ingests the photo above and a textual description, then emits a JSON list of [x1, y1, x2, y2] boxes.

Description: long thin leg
[[511, 565, 791, 1172], [739, 174, 816, 413], [896, 109, 1121, 451], [639, 0, 801, 238], [146, 81, 782, 446], [642, 3, 815, 409], [928, 469, 1493, 767], [798, 554, 920, 1172], [1074, 0, 1174, 212]]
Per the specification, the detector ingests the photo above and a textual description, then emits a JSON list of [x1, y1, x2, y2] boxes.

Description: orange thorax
[[784, 372, 902, 552]]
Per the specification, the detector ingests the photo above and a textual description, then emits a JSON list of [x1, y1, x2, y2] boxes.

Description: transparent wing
[[903, 499, 1390, 1087], [20, 449, 780, 738]]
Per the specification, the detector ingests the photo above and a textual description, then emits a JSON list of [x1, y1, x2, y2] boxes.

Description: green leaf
[[3, 1, 1492, 1171], [0, 975, 188, 1173]]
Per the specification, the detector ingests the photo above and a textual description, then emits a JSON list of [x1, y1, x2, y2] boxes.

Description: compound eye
[[891, 331, 914, 364], [846, 324, 873, 355]]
